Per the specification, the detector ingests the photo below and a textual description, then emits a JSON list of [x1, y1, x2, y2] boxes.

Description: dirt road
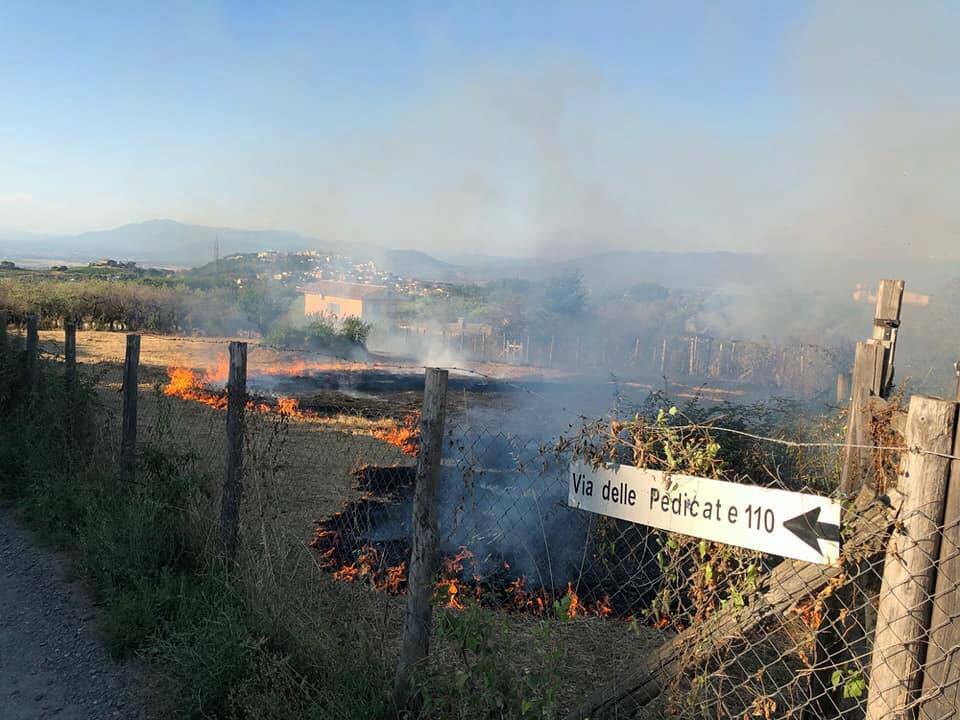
[[0, 511, 156, 719]]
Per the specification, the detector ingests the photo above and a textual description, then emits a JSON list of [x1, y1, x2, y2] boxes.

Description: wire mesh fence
[[11, 324, 960, 719], [304, 363, 960, 719]]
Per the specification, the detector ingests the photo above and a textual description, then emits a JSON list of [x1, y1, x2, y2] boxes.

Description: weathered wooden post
[[119, 334, 140, 485], [836, 372, 851, 405], [917, 366, 960, 719], [803, 281, 905, 720], [394, 367, 449, 711], [25, 314, 39, 394], [64, 322, 76, 400], [865, 395, 957, 720], [0, 309, 7, 358], [840, 280, 905, 494], [219, 341, 247, 562]]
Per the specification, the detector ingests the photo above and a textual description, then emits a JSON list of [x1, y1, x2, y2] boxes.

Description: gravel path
[[0, 511, 157, 720]]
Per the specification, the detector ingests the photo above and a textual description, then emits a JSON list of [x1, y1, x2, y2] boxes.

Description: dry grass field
[[30, 329, 659, 715]]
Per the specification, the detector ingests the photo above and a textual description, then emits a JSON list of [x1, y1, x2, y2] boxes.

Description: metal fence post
[[220, 341, 247, 562], [394, 367, 448, 711], [865, 395, 957, 720]]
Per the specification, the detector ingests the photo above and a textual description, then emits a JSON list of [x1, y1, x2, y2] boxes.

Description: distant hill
[[0, 219, 339, 267], [397, 249, 778, 292], [373, 249, 460, 281], [3, 219, 959, 298]]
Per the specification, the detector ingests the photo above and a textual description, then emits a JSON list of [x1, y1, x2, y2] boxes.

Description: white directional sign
[[568, 461, 842, 565]]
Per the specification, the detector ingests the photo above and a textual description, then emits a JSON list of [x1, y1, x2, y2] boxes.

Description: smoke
[[7, 4, 958, 265], [773, 2, 960, 260], [294, 3, 960, 262]]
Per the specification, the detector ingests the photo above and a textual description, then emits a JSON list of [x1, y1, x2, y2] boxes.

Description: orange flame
[[163, 365, 306, 420], [564, 582, 581, 619], [333, 564, 359, 582], [373, 413, 420, 456], [379, 562, 407, 593], [163, 367, 227, 410]]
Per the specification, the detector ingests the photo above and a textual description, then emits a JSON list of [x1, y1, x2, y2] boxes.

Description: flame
[[440, 579, 465, 610], [333, 564, 359, 583], [163, 367, 227, 410], [373, 413, 420, 456], [163, 365, 307, 420], [563, 582, 581, 619], [275, 396, 303, 417], [595, 595, 614, 617], [434, 547, 474, 610], [379, 562, 407, 593], [314, 521, 623, 619], [162, 358, 423, 458]]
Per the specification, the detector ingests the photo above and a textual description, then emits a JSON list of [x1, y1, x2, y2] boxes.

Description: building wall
[[303, 293, 364, 318]]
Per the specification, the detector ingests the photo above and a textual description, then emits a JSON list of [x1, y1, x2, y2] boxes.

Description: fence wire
[[20, 327, 960, 720], [302, 364, 960, 719]]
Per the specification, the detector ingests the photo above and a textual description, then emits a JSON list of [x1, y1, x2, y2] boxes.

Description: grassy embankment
[[0, 331, 614, 720], [0, 336, 393, 719]]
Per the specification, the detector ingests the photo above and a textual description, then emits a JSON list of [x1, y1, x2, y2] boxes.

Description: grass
[[0, 346, 391, 719], [0, 331, 662, 719]]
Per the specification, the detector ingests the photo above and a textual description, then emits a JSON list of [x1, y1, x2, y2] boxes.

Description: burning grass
[[310, 464, 617, 622], [161, 364, 422, 455], [372, 412, 420, 456], [34, 336, 670, 718]]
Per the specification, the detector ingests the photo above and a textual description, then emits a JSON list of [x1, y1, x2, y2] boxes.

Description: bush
[[0, 351, 387, 718], [266, 317, 371, 357]]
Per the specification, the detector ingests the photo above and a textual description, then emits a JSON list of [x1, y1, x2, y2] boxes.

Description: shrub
[[266, 316, 371, 356]]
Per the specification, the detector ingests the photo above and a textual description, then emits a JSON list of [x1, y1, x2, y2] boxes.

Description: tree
[[626, 282, 669, 303], [238, 281, 291, 334], [340, 316, 371, 345], [541, 268, 589, 319]]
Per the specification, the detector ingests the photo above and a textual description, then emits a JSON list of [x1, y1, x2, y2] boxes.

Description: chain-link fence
[[306, 362, 960, 719], [18, 324, 960, 719]]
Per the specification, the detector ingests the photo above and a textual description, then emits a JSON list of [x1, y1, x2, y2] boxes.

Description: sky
[[1, 1, 958, 259]]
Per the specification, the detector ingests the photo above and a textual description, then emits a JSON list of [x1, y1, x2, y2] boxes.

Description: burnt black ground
[[0, 510, 157, 720]]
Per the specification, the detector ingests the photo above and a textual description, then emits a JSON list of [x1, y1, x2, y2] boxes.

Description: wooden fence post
[[836, 372, 851, 405], [25, 314, 38, 394], [865, 395, 957, 720], [917, 368, 960, 719], [219, 341, 247, 563], [64, 322, 76, 400], [840, 280, 905, 494], [394, 367, 449, 711], [870, 279, 905, 396], [119, 334, 140, 485], [805, 280, 905, 719]]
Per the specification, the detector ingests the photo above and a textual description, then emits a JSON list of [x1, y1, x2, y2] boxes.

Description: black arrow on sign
[[783, 507, 841, 554]]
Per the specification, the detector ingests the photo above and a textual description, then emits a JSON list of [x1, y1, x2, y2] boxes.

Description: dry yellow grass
[[51, 329, 660, 716]]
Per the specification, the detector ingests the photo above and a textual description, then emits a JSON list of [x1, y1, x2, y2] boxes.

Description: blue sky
[[1, 2, 958, 258]]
